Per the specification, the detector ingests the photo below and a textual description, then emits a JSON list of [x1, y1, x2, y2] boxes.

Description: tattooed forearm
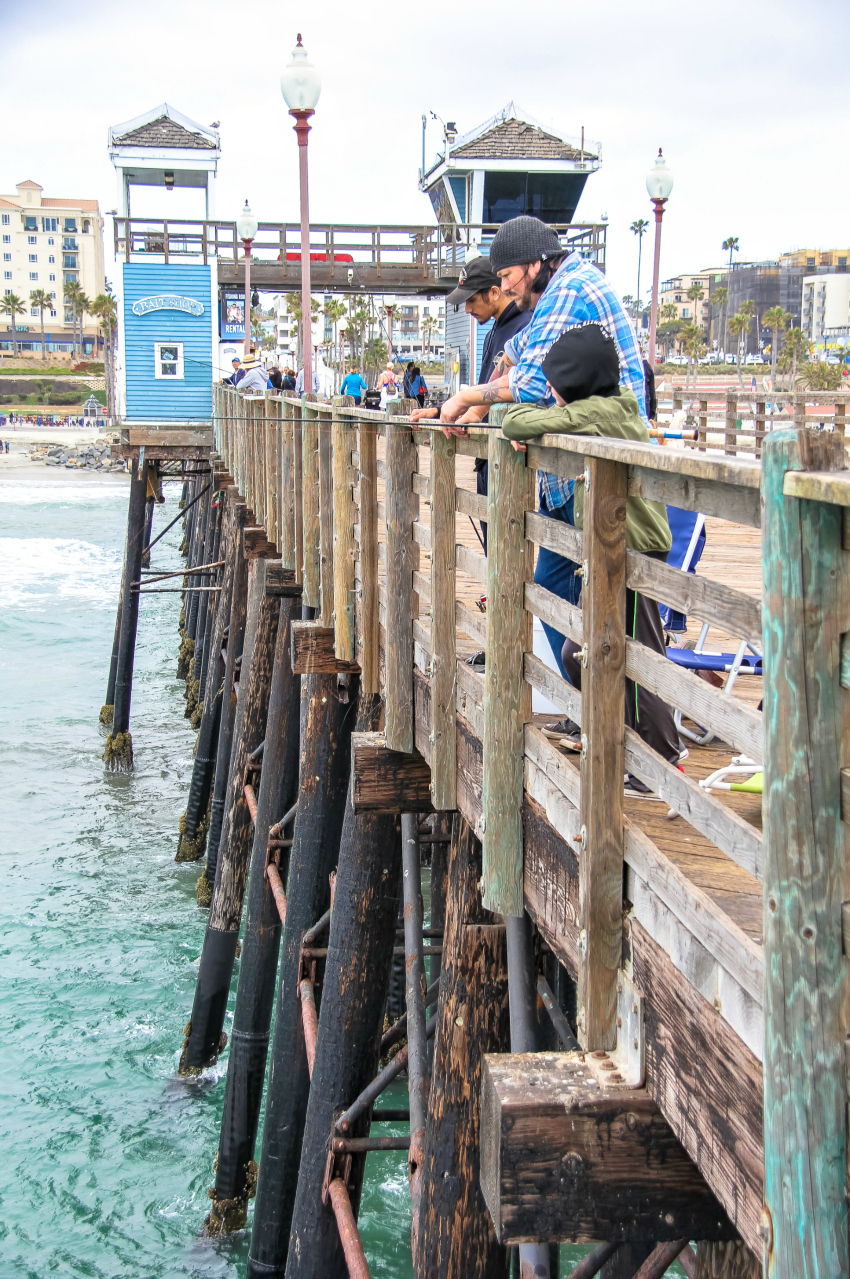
[[481, 384, 513, 403]]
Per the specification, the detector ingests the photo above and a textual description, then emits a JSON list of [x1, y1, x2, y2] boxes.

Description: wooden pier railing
[[212, 383, 850, 1277]]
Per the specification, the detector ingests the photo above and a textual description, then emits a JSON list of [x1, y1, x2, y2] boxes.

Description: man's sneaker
[[542, 719, 580, 742], [678, 740, 689, 762]]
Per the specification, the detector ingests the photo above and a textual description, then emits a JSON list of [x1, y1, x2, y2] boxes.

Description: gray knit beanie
[[488, 216, 564, 271]]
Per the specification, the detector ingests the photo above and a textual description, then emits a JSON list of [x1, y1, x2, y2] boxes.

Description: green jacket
[[502, 390, 671, 555]]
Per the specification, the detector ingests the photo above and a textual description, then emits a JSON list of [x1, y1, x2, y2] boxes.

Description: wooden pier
[[127, 383, 850, 1277]]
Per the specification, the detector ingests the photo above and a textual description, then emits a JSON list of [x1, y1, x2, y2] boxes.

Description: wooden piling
[[761, 428, 848, 1278], [203, 506, 249, 895], [99, 571, 124, 724], [417, 813, 510, 1278], [577, 455, 627, 1051], [358, 409, 379, 696], [385, 404, 416, 752], [429, 432, 456, 809], [285, 693, 405, 1279], [103, 456, 149, 770], [247, 672, 360, 1279], [141, 494, 155, 568], [401, 811, 429, 1254], [481, 428, 534, 914], [332, 397, 356, 663], [180, 558, 279, 1072], [207, 594, 301, 1233]]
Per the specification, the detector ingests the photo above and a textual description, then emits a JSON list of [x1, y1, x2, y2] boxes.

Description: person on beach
[[410, 214, 646, 690], [502, 321, 678, 788]]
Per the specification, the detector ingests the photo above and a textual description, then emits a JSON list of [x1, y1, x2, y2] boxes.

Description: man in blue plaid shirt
[[411, 214, 648, 687]]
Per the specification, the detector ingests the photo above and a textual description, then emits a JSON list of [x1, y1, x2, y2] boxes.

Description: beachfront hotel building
[[0, 180, 106, 357]]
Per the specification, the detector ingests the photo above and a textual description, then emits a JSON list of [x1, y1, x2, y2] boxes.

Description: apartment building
[[0, 180, 105, 355], [802, 273, 850, 352], [386, 298, 445, 362], [658, 269, 722, 333]]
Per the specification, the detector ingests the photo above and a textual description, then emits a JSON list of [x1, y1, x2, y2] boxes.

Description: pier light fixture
[[646, 149, 673, 368], [281, 35, 321, 390], [238, 200, 258, 357]]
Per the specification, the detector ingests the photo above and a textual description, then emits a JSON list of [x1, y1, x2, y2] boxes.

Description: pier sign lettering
[[132, 295, 205, 317]]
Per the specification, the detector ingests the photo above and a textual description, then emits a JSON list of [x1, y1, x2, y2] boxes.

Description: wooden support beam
[[318, 405, 335, 625], [244, 526, 278, 558], [125, 428, 214, 447], [694, 1241, 760, 1278], [350, 731, 433, 813], [358, 414, 379, 695], [481, 424, 534, 916], [291, 621, 361, 675], [279, 398, 296, 571], [761, 427, 849, 1279], [110, 444, 210, 461], [480, 1051, 734, 1246], [264, 564, 303, 597], [578, 455, 628, 1051], [429, 431, 457, 809], [332, 398, 356, 663], [384, 406, 416, 752], [301, 398, 321, 610]]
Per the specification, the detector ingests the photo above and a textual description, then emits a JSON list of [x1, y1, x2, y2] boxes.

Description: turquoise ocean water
[[0, 468, 654, 1278]]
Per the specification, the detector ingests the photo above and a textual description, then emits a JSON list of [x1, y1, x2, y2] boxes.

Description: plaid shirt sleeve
[[504, 255, 648, 510]]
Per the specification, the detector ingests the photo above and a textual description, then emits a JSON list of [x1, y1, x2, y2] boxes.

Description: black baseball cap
[[445, 254, 501, 307]]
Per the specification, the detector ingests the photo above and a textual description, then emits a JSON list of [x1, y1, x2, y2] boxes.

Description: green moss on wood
[[196, 868, 212, 908], [175, 807, 210, 863], [99, 704, 114, 725]]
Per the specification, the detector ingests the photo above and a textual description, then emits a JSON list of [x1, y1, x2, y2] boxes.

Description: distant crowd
[[221, 353, 428, 408]]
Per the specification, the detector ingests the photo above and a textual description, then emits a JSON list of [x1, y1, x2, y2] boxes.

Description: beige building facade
[[1, 180, 105, 357], [658, 268, 725, 333]]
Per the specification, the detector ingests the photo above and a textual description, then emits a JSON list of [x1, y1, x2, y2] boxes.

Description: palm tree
[[763, 307, 790, 391], [722, 237, 739, 269], [712, 286, 728, 358], [0, 293, 26, 356], [797, 361, 844, 392], [63, 280, 81, 358], [363, 337, 388, 386], [322, 299, 347, 391], [686, 282, 705, 339], [384, 304, 400, 363], [630, 218, 648, 311], [782, 327, 807, 391], [727, 312, 751, 389], [90, 293, 118, 418], [29, 288, 54, 362], [677, 322, 702, 392], [76, 291, 91, 361], [422, 315, 439, 360]]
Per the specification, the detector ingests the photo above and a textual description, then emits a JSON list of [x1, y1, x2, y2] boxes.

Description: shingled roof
[[113, 114, 217, 150], [451, 117, 589, 162]]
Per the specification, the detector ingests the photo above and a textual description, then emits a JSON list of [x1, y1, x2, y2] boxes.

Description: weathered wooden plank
[[412, 520, 431, 550], [628, 466, 761, 531], [110, 444, 210, 461], [430, 432, 457, 809], [456, 542, 487, 585], [526, 508, 583, 563], [279, 398, 296, 570], [456, 487, 487, 523], [481, 430, 534, 915], [761, 428, 849, 1278], [631, 921, 764, 1256], [332, 401, 356, 663], [694, 1241, 760, 1278], [625, 640, 763, 761], [624, 728, 763, 881], [457, 599, 486, 645], [126, 428, 213, 447], [625, 549, 762, 647], [318, 406, 335, 626], [290, 620, 361, 675], [480, 1050, 735, 1245], [384, 410, 416, 752], [350, 731, 433, 812], [783, 468, 850, 506], [524, 433, 762, 487], [264, 392, 277, 550], [358, 414, 379, 695], [523, 651, 583, 726], [578, 455, 628, 1050], [301, 399, 321, 609]]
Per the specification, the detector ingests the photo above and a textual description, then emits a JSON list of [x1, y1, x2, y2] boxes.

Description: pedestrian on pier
[[237, 353, 270, 393], [503, 321, 679, 780], [412, 214, 647, 688], [340, 370, 367, 404], [295, 366, 320, 394]]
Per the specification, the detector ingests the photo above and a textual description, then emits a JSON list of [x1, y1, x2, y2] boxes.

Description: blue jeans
[[533, 496, 581, 683]]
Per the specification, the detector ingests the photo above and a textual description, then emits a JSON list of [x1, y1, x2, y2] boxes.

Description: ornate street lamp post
[[236, 200, 258, 359], [281, 34, 321, 392], [646, 149, 674, 366]]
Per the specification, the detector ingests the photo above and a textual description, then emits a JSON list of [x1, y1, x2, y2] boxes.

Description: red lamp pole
[[647, 197, 667, 367], [291, 108, 314, 391], [242, 236, 253, 358]]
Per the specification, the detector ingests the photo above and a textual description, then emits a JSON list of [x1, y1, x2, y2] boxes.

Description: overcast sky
[[3, 0, 847, 304]]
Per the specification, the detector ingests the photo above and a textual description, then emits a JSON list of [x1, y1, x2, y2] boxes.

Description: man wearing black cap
[[414, 254, 530, 549]]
